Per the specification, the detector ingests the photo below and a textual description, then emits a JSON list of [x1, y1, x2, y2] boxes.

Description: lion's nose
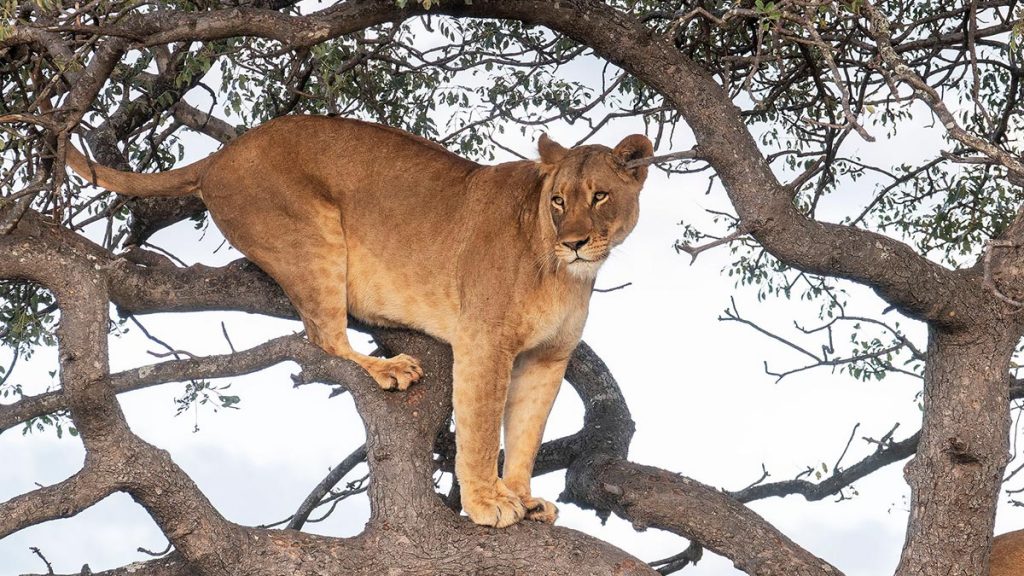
[[562, 237, 590, 251]]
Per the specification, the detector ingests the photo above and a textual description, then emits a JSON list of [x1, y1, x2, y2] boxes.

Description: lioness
[[66, 116, 652, 527]]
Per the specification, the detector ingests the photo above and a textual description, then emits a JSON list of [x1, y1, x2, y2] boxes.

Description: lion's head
[[537, 133, 653, 278]]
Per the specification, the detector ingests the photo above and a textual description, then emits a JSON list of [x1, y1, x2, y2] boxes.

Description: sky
[[3, 19, 1024, 576]]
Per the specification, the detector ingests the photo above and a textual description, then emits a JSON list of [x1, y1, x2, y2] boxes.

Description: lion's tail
[[0, 104, 207, 197], [66, 144, 209, 197]]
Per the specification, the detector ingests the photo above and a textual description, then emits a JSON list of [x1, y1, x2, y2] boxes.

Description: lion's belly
[[345, 241, 459, 340]]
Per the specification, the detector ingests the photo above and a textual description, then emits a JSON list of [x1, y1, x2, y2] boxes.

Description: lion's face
[[538, 133, 653, 278]]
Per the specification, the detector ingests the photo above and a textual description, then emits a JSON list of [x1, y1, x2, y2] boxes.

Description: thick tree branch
[[570, 459, 841, 576], [433, 1, 989, 329], [0, 465, 116, 539], [0, 210, 248, 574], [0, 208, 839, 575], [0, 334, 304, 434]]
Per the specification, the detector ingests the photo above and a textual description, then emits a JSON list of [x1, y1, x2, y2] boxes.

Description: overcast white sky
[[3, 20, 1024, 576]]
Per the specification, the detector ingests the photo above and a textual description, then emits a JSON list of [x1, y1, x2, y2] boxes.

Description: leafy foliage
[[0, 0, 1019, 403], [0, 281, 57, 357]]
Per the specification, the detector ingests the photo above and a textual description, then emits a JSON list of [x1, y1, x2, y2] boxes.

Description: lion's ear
[[538, 133, 568, 165], [613, 134, 654, 183]]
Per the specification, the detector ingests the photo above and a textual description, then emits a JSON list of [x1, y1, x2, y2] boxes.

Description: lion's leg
[[226, 201, 422, 391], [452, 339, 526, 528], [501, 351, 568, 524], [297, 270, 423, 392]]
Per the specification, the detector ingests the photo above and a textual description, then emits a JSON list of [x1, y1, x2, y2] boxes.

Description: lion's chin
[[565, 257, 604, 279]]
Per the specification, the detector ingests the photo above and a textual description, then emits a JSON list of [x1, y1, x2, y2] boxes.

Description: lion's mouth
[[561, 251, 607, 265], [554, 240, 609, 269], [566, 251, 608, 268]]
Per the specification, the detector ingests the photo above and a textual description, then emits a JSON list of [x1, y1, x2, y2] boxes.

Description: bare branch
[[625, 147, 703, 168], [674, 225, 750, 264], [860, 0, 1024, 184], [730, 429, 920, 503], [286, 444, 368, 530]]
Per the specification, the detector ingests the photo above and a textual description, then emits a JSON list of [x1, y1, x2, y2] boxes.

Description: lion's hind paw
[[523, 496, 558, 524]]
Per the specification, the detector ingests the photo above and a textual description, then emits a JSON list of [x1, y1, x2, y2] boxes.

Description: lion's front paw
[[522, 496, 558, 524], [461, 480, 526, 528], [369, 353, 424, 391]]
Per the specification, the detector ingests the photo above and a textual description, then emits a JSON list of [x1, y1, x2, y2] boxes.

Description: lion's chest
[[515, 290, 589, 353]]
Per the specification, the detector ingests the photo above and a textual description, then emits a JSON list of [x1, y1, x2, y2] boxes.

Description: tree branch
[[0, 465, 117, 539], [285, 444, 368, 530], [427, 0, 989, 329], [730, 430, 920, 503]]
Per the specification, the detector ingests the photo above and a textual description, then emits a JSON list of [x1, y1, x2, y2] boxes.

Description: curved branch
[[0, 465, 117, 539], [8, 0, 987, 327], [559, 342, 842, 576], [568, 458, 841, 576], [0, 210, 245, 573], [428, 0, 987, 328], [286, 443, 368, 530]]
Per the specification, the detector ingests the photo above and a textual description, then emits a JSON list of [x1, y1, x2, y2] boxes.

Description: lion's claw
[[370, 353, 423, 390], [462, 480, 527, 528], [522, 496, 558, 524]]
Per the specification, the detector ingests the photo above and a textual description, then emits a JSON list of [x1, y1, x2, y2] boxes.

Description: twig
[[720, 297, 821, 363], [285, 444, 368, 530], [833, 423, 861, 473], [864, 423, 899, 450], [675, 225, 750, 264], [220, 322, 236, 353], [139, 242, 188, 267], [649, 540, 703, 575], [625, 147, 702, 168], [737, 463, 771, 492], [0, 347, 19, 390], [137, 542, 172, 557], [593, 282, 632, 293], [731, 427, 920, 503], [128, 315, 196, 359], [30, 546, 55, 575]]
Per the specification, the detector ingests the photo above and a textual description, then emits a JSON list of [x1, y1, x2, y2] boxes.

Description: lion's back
[[993, 530, 1024, 576]]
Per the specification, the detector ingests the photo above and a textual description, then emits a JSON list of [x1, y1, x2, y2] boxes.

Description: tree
[[1, 0, 1022, 574]]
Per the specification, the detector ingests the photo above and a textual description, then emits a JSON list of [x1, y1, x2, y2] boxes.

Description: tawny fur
[[66, 116, 652, 528], [993, 530, 1024, 575]]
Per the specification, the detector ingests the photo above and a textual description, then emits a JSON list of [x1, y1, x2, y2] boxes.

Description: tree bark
[[896, 325, 1016, 575]]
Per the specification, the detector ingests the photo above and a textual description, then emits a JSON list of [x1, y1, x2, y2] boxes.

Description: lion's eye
[[551, 196, 565, 208], [592, 191, 608, 205]]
